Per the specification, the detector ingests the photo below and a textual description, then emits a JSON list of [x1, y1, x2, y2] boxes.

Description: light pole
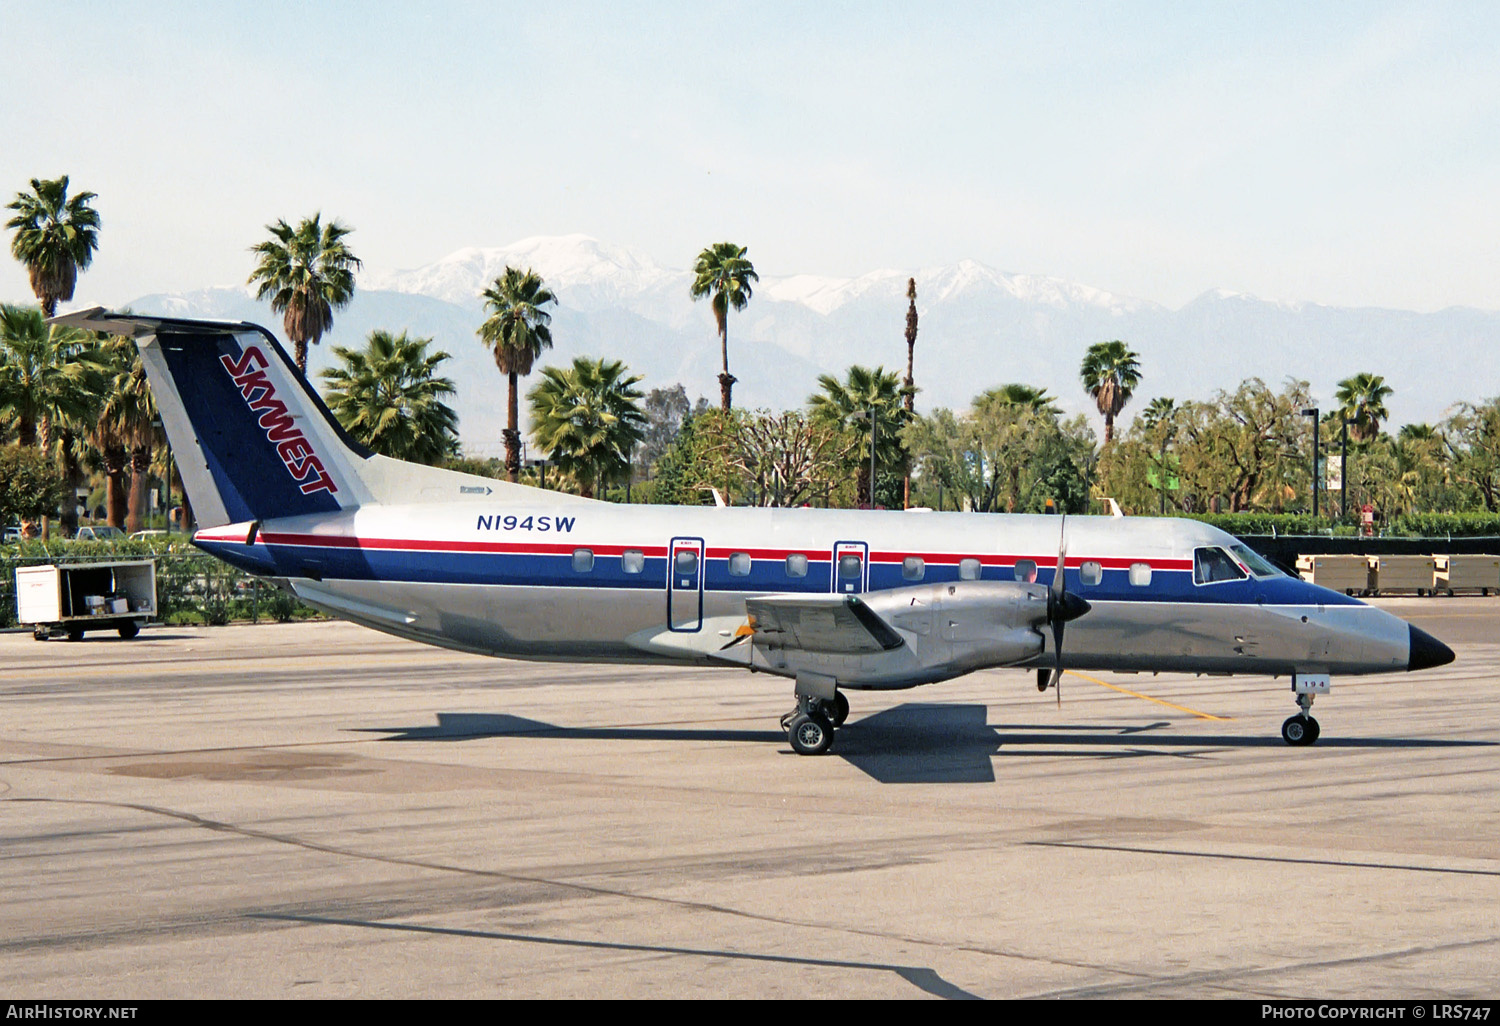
[[1301, 407, 1320, 518]]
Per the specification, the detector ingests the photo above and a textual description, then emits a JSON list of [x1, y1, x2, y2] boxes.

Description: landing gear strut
[[1281, 692, 1321, 746], [780, 689, 848, 756]]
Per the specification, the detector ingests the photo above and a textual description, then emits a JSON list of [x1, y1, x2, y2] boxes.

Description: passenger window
[[1194, 546, 1247, 584], [674, 550, 698, 575], [1128, 562, 1152, 587], [839, 554, 863, 578], [785, 553, 808, 578], [959, 558, 982, 581], [622, 550, 644, 574], [572, 548, 594, 573], [902, 556, 925, 581], [1014, 559, 1037, 583], [728, 552, 751, 576], [1080, 561, 1103, 586]]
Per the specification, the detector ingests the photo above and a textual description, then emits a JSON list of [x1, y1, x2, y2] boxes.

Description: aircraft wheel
[[787, 713, 834, 756], [117, 622, 140, 640], [830, 691, 850, 727], [1281, 715, 1318, 746]]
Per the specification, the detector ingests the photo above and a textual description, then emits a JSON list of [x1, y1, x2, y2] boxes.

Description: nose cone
[[1408, 625, 1455, 671]]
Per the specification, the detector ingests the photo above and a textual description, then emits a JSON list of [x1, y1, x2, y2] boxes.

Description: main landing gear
[[1281, 692, 1321, 747], [781, 690, 849, 756]]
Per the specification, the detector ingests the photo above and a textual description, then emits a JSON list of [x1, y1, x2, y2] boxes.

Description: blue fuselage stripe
[[196, 540, 1360, 606]]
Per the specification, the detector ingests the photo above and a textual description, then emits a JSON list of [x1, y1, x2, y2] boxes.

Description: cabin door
[[832, 540, 869, 594], [668, 537, 705, 631]]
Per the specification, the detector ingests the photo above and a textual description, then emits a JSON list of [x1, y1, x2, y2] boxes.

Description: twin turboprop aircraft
[[55, 308, 1455, 756]]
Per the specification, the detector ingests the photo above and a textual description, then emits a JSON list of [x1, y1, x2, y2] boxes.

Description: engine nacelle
[[862, 580, 1049, 678]]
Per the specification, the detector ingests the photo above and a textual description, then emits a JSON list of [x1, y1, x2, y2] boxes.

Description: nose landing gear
[[1281, 692, 1321, 746]]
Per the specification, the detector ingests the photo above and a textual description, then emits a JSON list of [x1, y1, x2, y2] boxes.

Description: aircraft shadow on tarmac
[[357, 705, 1494, 785]]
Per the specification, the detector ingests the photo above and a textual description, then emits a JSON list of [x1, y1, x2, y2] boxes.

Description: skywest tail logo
[[220, 345, 338, 496]]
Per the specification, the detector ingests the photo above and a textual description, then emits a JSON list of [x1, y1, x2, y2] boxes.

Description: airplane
[[52, 308, 1455, 756]]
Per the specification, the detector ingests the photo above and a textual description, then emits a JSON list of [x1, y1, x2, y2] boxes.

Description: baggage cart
[[15, 561, 157, 640]]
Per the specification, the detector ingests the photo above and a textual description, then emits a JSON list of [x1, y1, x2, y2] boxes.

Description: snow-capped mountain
[[125, 234, 1500, 455]]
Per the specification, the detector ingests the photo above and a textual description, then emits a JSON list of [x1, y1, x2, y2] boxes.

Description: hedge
[[0, 538, 318, 630]]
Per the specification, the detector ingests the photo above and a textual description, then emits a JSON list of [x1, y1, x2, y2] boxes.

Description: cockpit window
[[1229, 543, 1283, 578], [1194, 546, 1248, 584]]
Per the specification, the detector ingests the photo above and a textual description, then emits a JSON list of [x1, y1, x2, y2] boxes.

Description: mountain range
[[128, 234, 1500, 455]]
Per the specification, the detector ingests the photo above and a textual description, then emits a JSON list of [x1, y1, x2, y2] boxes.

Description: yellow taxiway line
[[1065, 670, 1232, 721]]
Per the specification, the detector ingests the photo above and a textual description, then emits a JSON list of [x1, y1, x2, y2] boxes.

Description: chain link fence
[[0, 540, 316, 629]]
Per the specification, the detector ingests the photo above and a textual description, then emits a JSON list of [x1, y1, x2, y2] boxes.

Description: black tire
[[830, 691, 850, 727], [117, 622, 140, 640], [66, 626, 84, 642], [32, 628, 48, 642], [1282, 715, 1316, 746], [787, 712, 833, 755]]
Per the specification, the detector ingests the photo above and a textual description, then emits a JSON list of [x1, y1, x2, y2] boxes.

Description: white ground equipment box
[[15, 561, 157, 641]]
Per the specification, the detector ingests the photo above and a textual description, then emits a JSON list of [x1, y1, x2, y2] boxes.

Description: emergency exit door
[[832, 540, 869, 594]]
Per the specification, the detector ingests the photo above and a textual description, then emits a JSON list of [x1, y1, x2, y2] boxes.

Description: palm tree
[[689, 242, 758, 414], [0, 305, 99, 536], [808, 365, 913, 508], [978, 383, 1060, 414], [528, 357, 647, 499], [247, 214, 362, 374], [1335, 372, 1394, 443], [1080, 340, 1142, 446], [321, 330, 459, 465], [0, 305, 96, 449], [1140, 396, 1177, 430], [478, 267, 556, 482], [90, 332, 159, 533], [6, 176, 100, 317]]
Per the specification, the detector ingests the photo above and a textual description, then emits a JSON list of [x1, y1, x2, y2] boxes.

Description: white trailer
[[15, 561, 157, 641]]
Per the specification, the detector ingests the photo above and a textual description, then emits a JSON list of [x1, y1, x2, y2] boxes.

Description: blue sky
[[2, 1, 1497, 311]]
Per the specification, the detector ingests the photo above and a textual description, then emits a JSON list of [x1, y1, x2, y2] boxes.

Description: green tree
[[903, 401, 1095, 514], [729, 409, 856, 507], [1174, 378, 1313, 512], [690, 242, 758, 414], [528, 357, 647, 499], [808, 365, 913, 508], [321, 330, 459, 465], [478, 267, 556, 482], [1445, 399, 1500, 512], [1080, 340, 1142, 447], [0, 444, 65, 528], [1335, 372, 1394, 444], [5, 176, 100, 317], [247, 213, 362, 374]]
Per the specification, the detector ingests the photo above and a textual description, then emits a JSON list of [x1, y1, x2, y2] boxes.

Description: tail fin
[[53, 309, 587, 528]]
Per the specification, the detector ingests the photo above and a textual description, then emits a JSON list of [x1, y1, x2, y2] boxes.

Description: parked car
[[128, 530, 167, 541], [1, 525, 21, 544], [75, 526, 126, 541]]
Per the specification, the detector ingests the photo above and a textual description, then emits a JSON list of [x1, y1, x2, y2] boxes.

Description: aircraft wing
[[743, 594, 905, 654]]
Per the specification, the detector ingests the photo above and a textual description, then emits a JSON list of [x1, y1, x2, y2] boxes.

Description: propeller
[[1043, 515, 1091, 705]]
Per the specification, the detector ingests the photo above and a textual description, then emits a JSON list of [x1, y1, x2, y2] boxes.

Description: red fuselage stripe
[[200, 531, 1195, 571]]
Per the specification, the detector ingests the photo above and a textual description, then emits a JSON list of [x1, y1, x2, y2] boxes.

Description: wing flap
[[744, 594, 904, 654]]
